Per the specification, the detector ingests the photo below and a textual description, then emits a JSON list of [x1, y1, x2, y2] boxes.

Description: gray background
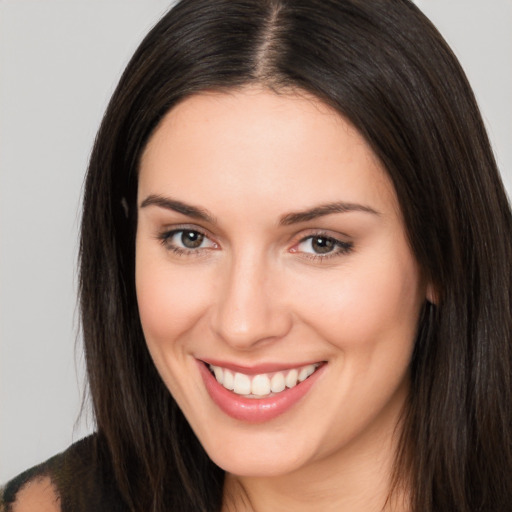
[[1, 0, 511, 482]]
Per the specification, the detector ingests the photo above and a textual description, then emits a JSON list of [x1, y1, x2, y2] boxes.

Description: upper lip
[[198, 358, 325, 375]]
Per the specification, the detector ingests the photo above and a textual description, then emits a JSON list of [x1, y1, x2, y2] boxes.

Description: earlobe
[[426, 282, 438, 305], [121, 197, 129, 218]]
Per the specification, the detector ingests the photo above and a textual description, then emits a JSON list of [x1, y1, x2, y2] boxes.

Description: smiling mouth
[[207, 363, 323, 398]]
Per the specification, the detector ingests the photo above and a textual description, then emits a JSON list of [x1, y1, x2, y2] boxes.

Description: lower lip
[[197, 360, 326, 423]]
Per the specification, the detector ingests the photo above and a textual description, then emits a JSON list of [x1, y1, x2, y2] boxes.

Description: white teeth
[[208, 363, 321, 397], [298, 364, 316, 382], [223, 369, 234, 390], [285, 369, 298, 389], [252, 374, 271, 396], [213, 366, 224, 385], [270, 372, 285, 393], [233, 372, 251, 395]]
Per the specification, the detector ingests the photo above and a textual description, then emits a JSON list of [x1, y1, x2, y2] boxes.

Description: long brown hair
[[80, 0, 512, 510]]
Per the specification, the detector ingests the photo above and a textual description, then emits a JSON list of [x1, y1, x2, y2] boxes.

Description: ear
[[426, 281, 438, 305], [121, 197, 129, 218]]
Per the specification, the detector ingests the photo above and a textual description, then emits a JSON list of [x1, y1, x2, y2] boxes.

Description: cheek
[[135, 254, 213, 346], [294, 248, 424, 353]]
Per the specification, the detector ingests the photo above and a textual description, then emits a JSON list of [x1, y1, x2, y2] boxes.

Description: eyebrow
[[279, 202, 379, 225], [140, 194, 217, 224], [140, 194, 379, 225]]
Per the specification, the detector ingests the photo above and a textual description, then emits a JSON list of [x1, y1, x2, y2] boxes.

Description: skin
[[9, 477, 60, 512], [136, 87, 430, 512]]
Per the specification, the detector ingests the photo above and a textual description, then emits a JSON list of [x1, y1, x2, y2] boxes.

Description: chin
[[210, 449, 306, 478], [195, 426, 314, 478]]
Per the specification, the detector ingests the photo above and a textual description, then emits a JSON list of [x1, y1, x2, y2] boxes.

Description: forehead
[[138, 87, 397, 218]]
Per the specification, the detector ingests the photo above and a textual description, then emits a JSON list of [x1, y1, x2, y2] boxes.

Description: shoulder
[[1, 434, 128, 512], [1, 475, 60, 512]]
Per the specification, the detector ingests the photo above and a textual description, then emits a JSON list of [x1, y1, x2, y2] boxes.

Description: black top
[[0, 435, 128, 512]]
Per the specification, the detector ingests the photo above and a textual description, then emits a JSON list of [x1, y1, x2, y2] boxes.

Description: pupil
[[181, 231, 204, 249], [312, 237, 334, 254]]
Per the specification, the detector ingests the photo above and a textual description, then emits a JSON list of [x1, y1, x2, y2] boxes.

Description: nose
[[210, 252, 292, 350]]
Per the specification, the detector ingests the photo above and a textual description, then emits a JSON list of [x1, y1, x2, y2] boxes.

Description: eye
[[159, 229, 218, 253], [294, 234, 353, 258]]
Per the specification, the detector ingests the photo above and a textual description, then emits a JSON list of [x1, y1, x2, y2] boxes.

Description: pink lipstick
[[197, 359, 326, 423]]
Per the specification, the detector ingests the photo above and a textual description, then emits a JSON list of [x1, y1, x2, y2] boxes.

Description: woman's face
[[136, 87, 428, 477]]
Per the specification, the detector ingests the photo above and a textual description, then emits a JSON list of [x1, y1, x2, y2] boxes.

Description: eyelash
[[157, 228, 217, 257], [157, 228, 354, 260], [293, 233, 354, 261]]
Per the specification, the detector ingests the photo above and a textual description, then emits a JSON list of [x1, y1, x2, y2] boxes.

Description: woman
[[2, 0, 511, 511]]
